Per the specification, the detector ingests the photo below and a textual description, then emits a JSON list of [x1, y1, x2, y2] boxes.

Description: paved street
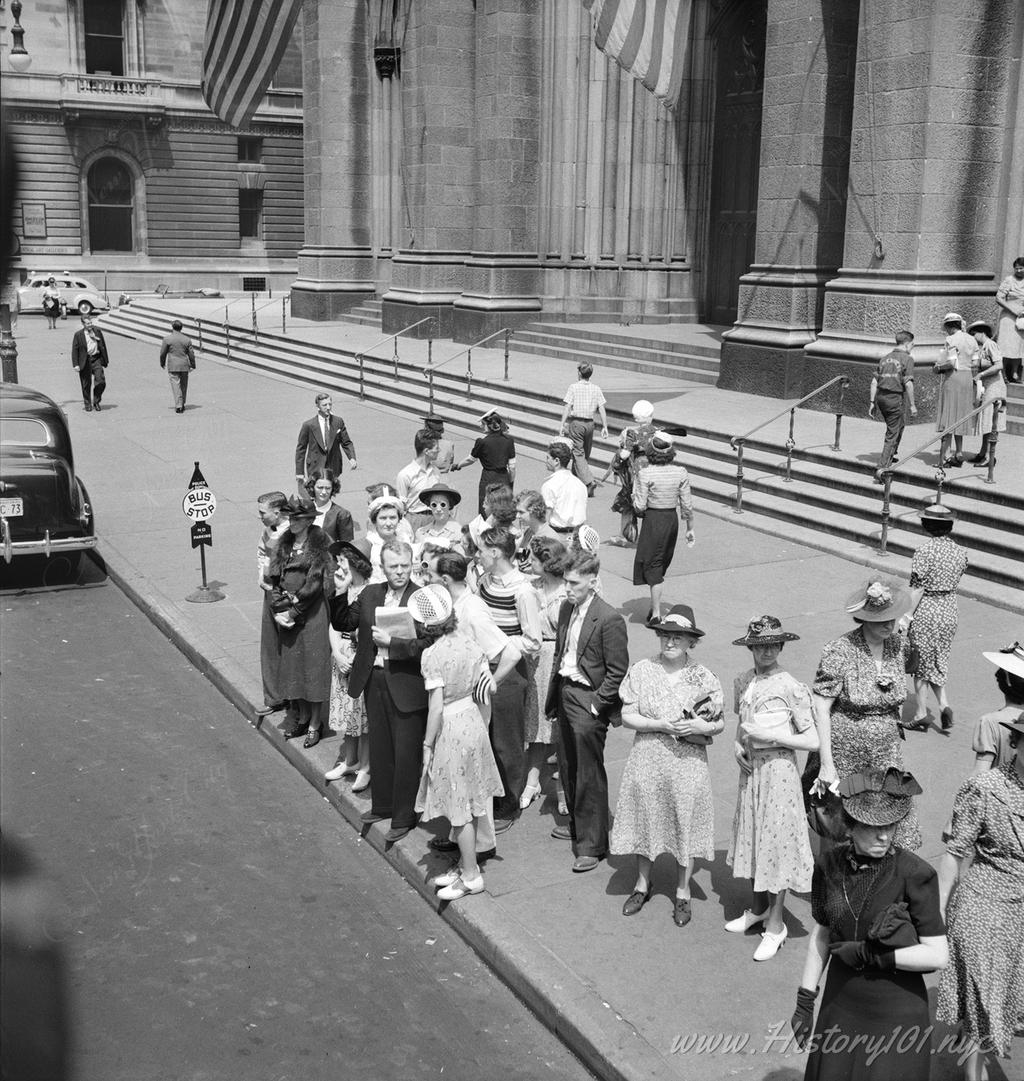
[[0, 577, 594, 1081]]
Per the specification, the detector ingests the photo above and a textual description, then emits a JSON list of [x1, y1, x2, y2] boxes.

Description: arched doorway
[[706, 0, 766, 325], [87, 158, 134, 251]]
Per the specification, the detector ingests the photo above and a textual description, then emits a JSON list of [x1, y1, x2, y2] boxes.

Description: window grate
[[242, 276, 267, 293]]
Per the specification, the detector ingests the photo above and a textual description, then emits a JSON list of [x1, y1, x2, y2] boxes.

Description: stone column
[[452, 0, 542, 343], [381, 0, 476, 338], [718, 0, 858, 397], [290, 0, 375, 320], [803, 0, 1023, 418]]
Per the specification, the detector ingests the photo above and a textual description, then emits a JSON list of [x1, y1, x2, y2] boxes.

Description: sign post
[[182, 462, 224, 603]]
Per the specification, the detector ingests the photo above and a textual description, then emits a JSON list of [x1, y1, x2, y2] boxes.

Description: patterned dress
[[937, 764, 1024, 1057], [727, 669, 815, 894], [995, 272, 1024, 359], [610, 658, 724, 864], [415, 631, 505, 828], [908, 536, 968, 686], [803, 627, 921, 850], [525, 579, 566, 745], [327, 583, 368, 737]]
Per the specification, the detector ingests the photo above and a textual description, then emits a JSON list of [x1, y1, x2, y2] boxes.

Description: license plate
[[0, 498, 23, 517]]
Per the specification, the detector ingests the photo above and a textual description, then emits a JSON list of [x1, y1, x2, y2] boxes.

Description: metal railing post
[[934, 466, 946, 505], [833, 378, 849, 451], [733, 441, 745, 513], [784, 409, 796, 482], [282, 296, 287, 335], [503, 328, 511, 381], [225, 322, 231, 362], [427, 367, 435, 411], [985, 401, 1002, 484], [392, 334, 400, 379], [879, 473, 893, 555], [251, 294, 257, 339], [197, 320, 203, 353], [358, 354, 365, 400], [466, 348, 473, 398], [427, 337, 433, 368]]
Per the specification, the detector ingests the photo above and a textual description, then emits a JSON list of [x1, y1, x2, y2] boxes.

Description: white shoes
[[724, 909, 768, 933], [437, 873, 484, 901], [351, 769, 371, 792], [429, 867, 462, 889], [753, 925, 788, 961], [324, 760, 358, 781]]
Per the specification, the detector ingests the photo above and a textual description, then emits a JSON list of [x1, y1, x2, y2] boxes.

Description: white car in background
[[17, 273, 110, 316]]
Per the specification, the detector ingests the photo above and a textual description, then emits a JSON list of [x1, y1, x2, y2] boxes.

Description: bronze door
[[707, 4, 765, 326]]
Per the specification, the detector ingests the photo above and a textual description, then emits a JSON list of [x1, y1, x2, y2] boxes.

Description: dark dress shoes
[[255, 702, 285, 717], [622, 889, 652, 916], [302, 728, 321, 749], [282, 724, 309, 740], [384, 825, 413, 843], [572, 856, 600, 873], [940, 706, 954, 731], [673, 898, 692, 927], [550, 825, 572, 841], [360, 810, 388, 825], [428, 836, 459, 853]]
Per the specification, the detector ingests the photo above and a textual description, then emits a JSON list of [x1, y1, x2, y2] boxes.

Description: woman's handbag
[[806, 787, 845, 840], [904, 639, 920, 675], [676, 693, 715, 746], [866, 901, 919, 949]]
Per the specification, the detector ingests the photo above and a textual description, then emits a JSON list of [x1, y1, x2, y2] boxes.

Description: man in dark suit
[[329, 539, 428, 843], [71, 315, 110, 411], [295, 392, 357, 488], [545, 552, 628, 873]]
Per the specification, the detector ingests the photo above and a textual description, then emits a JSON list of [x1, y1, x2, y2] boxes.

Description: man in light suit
[[546, 552, 628, 872], [295, 392, 357, 488], [329, 539, 428, 844], [71, 315, 110, 411]]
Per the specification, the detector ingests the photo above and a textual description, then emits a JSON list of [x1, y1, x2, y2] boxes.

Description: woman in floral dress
[[906, 503, 968, 733], [726, 616, 818, 961], [611, 605, 724, 928], [412, 585, 504, 902], [938, 718, 1024, 1081], [324, 539, 372, 791], [805, 579, 921, 849]]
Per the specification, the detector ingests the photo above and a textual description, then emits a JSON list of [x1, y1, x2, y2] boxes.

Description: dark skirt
[[478, 467, 512, 516], [275, 594, 331, 703], [804, 962, 932, 1081], [632, 507, 679, 586]]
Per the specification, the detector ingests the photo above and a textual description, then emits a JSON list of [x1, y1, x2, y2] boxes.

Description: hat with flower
[[839, 769, 922, 827], [844, 578, 912, 623], [732, 614, 801, 647]]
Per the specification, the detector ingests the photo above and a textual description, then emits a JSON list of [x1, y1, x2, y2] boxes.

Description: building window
[[239, 189, 263, 241], [87, 158, 134, 251], [237, 137, 263, 163], [84, 0, 125, 76]]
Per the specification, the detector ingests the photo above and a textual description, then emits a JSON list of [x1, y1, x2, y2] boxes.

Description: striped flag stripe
[[202, 0, 303, 130], [580, 0, 690, 110]]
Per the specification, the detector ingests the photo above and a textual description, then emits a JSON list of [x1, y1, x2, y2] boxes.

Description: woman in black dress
[[452, 409, 517, 515], [265, 496, 334, 748], [791, 769, 948, 1081]]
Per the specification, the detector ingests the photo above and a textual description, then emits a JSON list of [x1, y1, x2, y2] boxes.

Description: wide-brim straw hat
[[839, 769, 922, 827], [919, 502, 956, 523], [577, 524, 600, 553], [333, 536, 373, 564], [967, 320, 993, 337], [998, 715, 1024, 738], [650, 604, 705, 638], [732, 614, 801, 647], [942, 311, 964, 327], [418, 483, 462, 509], [844, 578, 912, 622], [982, 641, 1024, 681], [407, 584, 453, 627]]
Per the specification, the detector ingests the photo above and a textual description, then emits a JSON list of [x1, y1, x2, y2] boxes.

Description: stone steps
[[337, 298, 383, 328], [97, 303, 1023, 608]]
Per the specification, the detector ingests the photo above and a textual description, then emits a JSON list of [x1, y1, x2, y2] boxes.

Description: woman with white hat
[[970, 642, 1024, 770], [904, 503, 967, 733], [411, 584, 504, 901], [934, 313, 978, 468], [937, 715, 1024, 1081], [599, 399, 657, 546], [631, 430, 695, 627], [791, 769, 948, 1081], [364, 487, 409, 583]]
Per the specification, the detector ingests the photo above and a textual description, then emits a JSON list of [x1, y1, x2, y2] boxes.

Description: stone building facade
[[291, 0, 1023, 410], [1, 0, 304, 292]]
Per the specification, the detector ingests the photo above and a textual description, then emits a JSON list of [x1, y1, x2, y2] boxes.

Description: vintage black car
[[0, 383, 97, 570]]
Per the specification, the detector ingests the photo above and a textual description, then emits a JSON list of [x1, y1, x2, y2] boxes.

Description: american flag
[[580, 0, 691, 109], [201, 0, 303, 129]]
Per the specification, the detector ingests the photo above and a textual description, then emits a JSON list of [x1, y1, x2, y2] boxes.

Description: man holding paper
[[330, 539, 430, 843]]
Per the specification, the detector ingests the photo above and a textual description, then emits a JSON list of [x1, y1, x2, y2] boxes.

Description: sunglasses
[[428, 501, 451, 509]]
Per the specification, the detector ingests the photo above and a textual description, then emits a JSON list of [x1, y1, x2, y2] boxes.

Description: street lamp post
[[0, 305, 19, 383], [8, 0, 32, 72]]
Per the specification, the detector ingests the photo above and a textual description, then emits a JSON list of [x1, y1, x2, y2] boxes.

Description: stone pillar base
[[452, 255, 542, 343], [380, 250, 469, 338], [290, 246, 375, 321]]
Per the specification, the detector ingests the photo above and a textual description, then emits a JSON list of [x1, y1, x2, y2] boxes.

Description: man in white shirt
[[546, 552, 628, 873], [541, 441, 588, 539], [395, 429, 442, 531]]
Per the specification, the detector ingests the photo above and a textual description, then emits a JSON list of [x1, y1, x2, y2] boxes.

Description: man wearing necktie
[[295, 392, 358, 489], [545, 552, 628, 872], [71, 315, 110, 411], [329, 539, 429, 843]]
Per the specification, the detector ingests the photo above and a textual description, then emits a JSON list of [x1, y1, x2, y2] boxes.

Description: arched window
[[87, 158, 134, 251]]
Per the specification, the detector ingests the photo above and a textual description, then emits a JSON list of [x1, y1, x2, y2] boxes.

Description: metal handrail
[[353, 317, 437, 399], [251, 295, 288, 340], [424, 328, 512, 408], [221, 297, 250, 325], [877, 399, 1004, 555], [729, 375, 850, 513]]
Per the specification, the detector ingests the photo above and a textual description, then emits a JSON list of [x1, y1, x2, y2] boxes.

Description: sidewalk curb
[[100, 547, 674, 1081]]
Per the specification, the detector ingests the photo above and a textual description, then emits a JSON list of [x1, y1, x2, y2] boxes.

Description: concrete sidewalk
[[8, 317, 1021, 1081]]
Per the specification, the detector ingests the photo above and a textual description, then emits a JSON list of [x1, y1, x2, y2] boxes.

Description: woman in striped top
[[632, 431, 695, 627]]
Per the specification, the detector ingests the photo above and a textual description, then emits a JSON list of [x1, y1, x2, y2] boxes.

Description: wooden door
[[707, 3, 766, 326]]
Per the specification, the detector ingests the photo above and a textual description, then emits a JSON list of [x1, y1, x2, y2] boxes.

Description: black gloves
[[790, 987, 817, 1049], [828, 939, 896, 971]]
